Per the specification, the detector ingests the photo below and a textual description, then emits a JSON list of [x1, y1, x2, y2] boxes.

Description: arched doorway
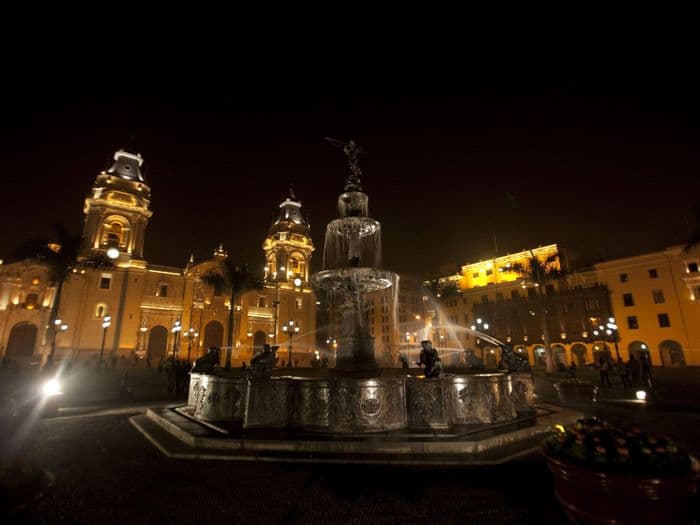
[[533, 345, 546, 367], [6, 322, 38, 361], [571, 343, 588, 366], [147, 326, 168, 362], [252, 331, 266, 356], [628, 340, 650, 360], [551, 344, 567, 369], [659, 340, 685, 367], [204, 321, 223, 348]]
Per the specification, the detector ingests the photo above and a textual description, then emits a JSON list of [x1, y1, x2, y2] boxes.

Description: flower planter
[[542, 447, 699, 525], [554, 382, 598, 403]]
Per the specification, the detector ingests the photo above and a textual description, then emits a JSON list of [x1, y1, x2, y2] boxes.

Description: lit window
[[100, 274, 112, 290], [295, 297, 303, 310], [652, 289, 665, 304], [622, 293, 634, 307]]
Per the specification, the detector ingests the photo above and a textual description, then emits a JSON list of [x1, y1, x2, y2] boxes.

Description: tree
[[200, 260, 263, 368], [510, 251, 562, 374], [14, 224, 113, 365]]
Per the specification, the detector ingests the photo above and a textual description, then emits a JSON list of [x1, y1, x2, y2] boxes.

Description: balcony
[[141, 295, 182, 311], [247, 305, 273, 319]]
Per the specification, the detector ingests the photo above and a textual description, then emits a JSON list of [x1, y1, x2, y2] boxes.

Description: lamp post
[[282, 319, 300, 368], [99, 315, 111, 370], [271, 271, 281, 345], [593, 317, 621, 361], [186, 327, 196, 365], [171, 319, 182, 362], [52, 318, 68, 354]]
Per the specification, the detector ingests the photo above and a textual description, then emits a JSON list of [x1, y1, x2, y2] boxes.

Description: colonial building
[[427, 245, 615, 368], [0, 150, 318, 367], [593, 245, 700, 366]]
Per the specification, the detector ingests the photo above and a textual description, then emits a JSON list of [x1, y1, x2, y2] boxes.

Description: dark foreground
[[2, 367, 700, 524]]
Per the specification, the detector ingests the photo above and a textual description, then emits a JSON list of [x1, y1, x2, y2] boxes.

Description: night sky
[[4, 5, 699, 277]]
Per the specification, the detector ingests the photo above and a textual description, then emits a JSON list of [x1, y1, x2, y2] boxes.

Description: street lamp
[[592, 317, 621, 361], [186, 327, 195, 365], [282, 319, 300, 368], [99, 315, 111, 370], [171, 319, 182, 362], [271, 271, 281, 344]]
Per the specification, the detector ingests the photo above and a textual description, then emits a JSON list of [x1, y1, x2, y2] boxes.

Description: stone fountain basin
[[188, 371, 531, 433], [312, 268, 398, 293]]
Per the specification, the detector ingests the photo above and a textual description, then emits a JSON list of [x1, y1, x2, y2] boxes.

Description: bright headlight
[[42, 379, 61, 397]]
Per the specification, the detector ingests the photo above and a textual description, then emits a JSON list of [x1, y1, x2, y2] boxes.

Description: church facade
[[0, 150, 317, 366]]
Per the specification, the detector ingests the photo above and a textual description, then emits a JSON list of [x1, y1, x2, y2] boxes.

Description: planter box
[[554, 382, 598, 403], [542, 447, 699, 525]]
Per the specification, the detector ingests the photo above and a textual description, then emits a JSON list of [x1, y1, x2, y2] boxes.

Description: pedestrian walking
[[619, 359, 632, 389], [599, 355, 612, 388], [629, 354, 640, 386], [640, 352, 654, 390]]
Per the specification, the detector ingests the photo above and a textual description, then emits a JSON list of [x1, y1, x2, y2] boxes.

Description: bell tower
[[262, 190, 314, 285], [81, 150, 153, 264]]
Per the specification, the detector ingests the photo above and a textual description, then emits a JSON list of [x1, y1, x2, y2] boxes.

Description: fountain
[[133, 140, 581, 462]]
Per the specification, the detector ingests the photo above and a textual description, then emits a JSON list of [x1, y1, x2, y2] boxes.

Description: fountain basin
[[312, 267, 397, 294], [188, 372, 525, 432]]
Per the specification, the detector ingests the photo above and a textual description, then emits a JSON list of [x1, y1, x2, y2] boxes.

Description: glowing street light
[[282, 319, 300, 368], [171, 319, 182, 361], [106, 247, 120, 259], [99, 315, 111, 370]]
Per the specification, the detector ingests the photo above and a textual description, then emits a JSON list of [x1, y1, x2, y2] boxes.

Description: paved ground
[[1, 367, 699, 524]]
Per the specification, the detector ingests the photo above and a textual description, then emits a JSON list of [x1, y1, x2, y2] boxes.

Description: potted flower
[[554, 378, 598, 403], [542, 418, 699, 525]]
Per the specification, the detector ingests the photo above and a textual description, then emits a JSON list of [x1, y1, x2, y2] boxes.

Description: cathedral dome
[[269, 190, 310, 237]]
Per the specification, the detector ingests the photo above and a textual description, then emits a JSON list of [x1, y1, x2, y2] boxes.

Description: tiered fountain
[[134, 141, 579, 463]]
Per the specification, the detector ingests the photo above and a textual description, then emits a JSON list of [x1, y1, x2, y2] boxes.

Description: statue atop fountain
[[313, 139, 399, 370], [417, 340, 443, 378]]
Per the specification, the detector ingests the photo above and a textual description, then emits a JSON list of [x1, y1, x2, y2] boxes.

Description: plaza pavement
[[1, 366, 699, 524]]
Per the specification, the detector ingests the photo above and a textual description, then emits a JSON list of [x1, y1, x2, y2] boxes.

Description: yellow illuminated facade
[[594, 246, 700, 366], [0, 151, 319, 366]]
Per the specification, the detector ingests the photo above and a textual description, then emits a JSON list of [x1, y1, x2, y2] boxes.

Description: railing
[[141, 296, 182, 310], [247, 305, 273, 319]]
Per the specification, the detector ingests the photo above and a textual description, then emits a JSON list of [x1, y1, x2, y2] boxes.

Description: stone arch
[[659, 340, 685, 368], [551, 343, 567, 368], [102, 215, 130, 248], [533, 345, 546, 367], [204, 321, 224, 348], [571, 343, 588, 366], [628, 340, 650, 360], [147, 325, 168, 361], [253, 331, 266, 355], [6, 322, 38, 360]]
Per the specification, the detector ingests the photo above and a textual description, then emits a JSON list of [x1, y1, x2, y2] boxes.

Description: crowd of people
[[561, 352, 655, 390]]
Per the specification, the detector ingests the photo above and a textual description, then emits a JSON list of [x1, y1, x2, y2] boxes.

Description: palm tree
[[14, 224, 114, 365], [510, 251, 562, 374], [200, 260, 263, 368]]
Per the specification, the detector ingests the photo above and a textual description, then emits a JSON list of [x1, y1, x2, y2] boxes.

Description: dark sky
[[4, 5, 699, 277]]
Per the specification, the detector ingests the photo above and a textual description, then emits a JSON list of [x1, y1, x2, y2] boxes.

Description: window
[[158, 284, 168, 297], [619, 273, 628, 283], [295, 297, 303, 310], [648, 269, 658, 279], [652, 289, 665, 304], [289, 258, 299, 271], [95, 303, 108, 318], [472, 272, 479, 278], [25, 293, 38, 309], [658, 313, 671, 328], [481, 295, 489, 304], [622, 293, 634, 307], [257, 296, 266, 308], [688, 262, 699, 273], [100, 274, 112, 290], [31, 276, 40, 285], [106, 222, 123, 245], [485, 269, 493, 276], [627, 316, 639, 329]]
